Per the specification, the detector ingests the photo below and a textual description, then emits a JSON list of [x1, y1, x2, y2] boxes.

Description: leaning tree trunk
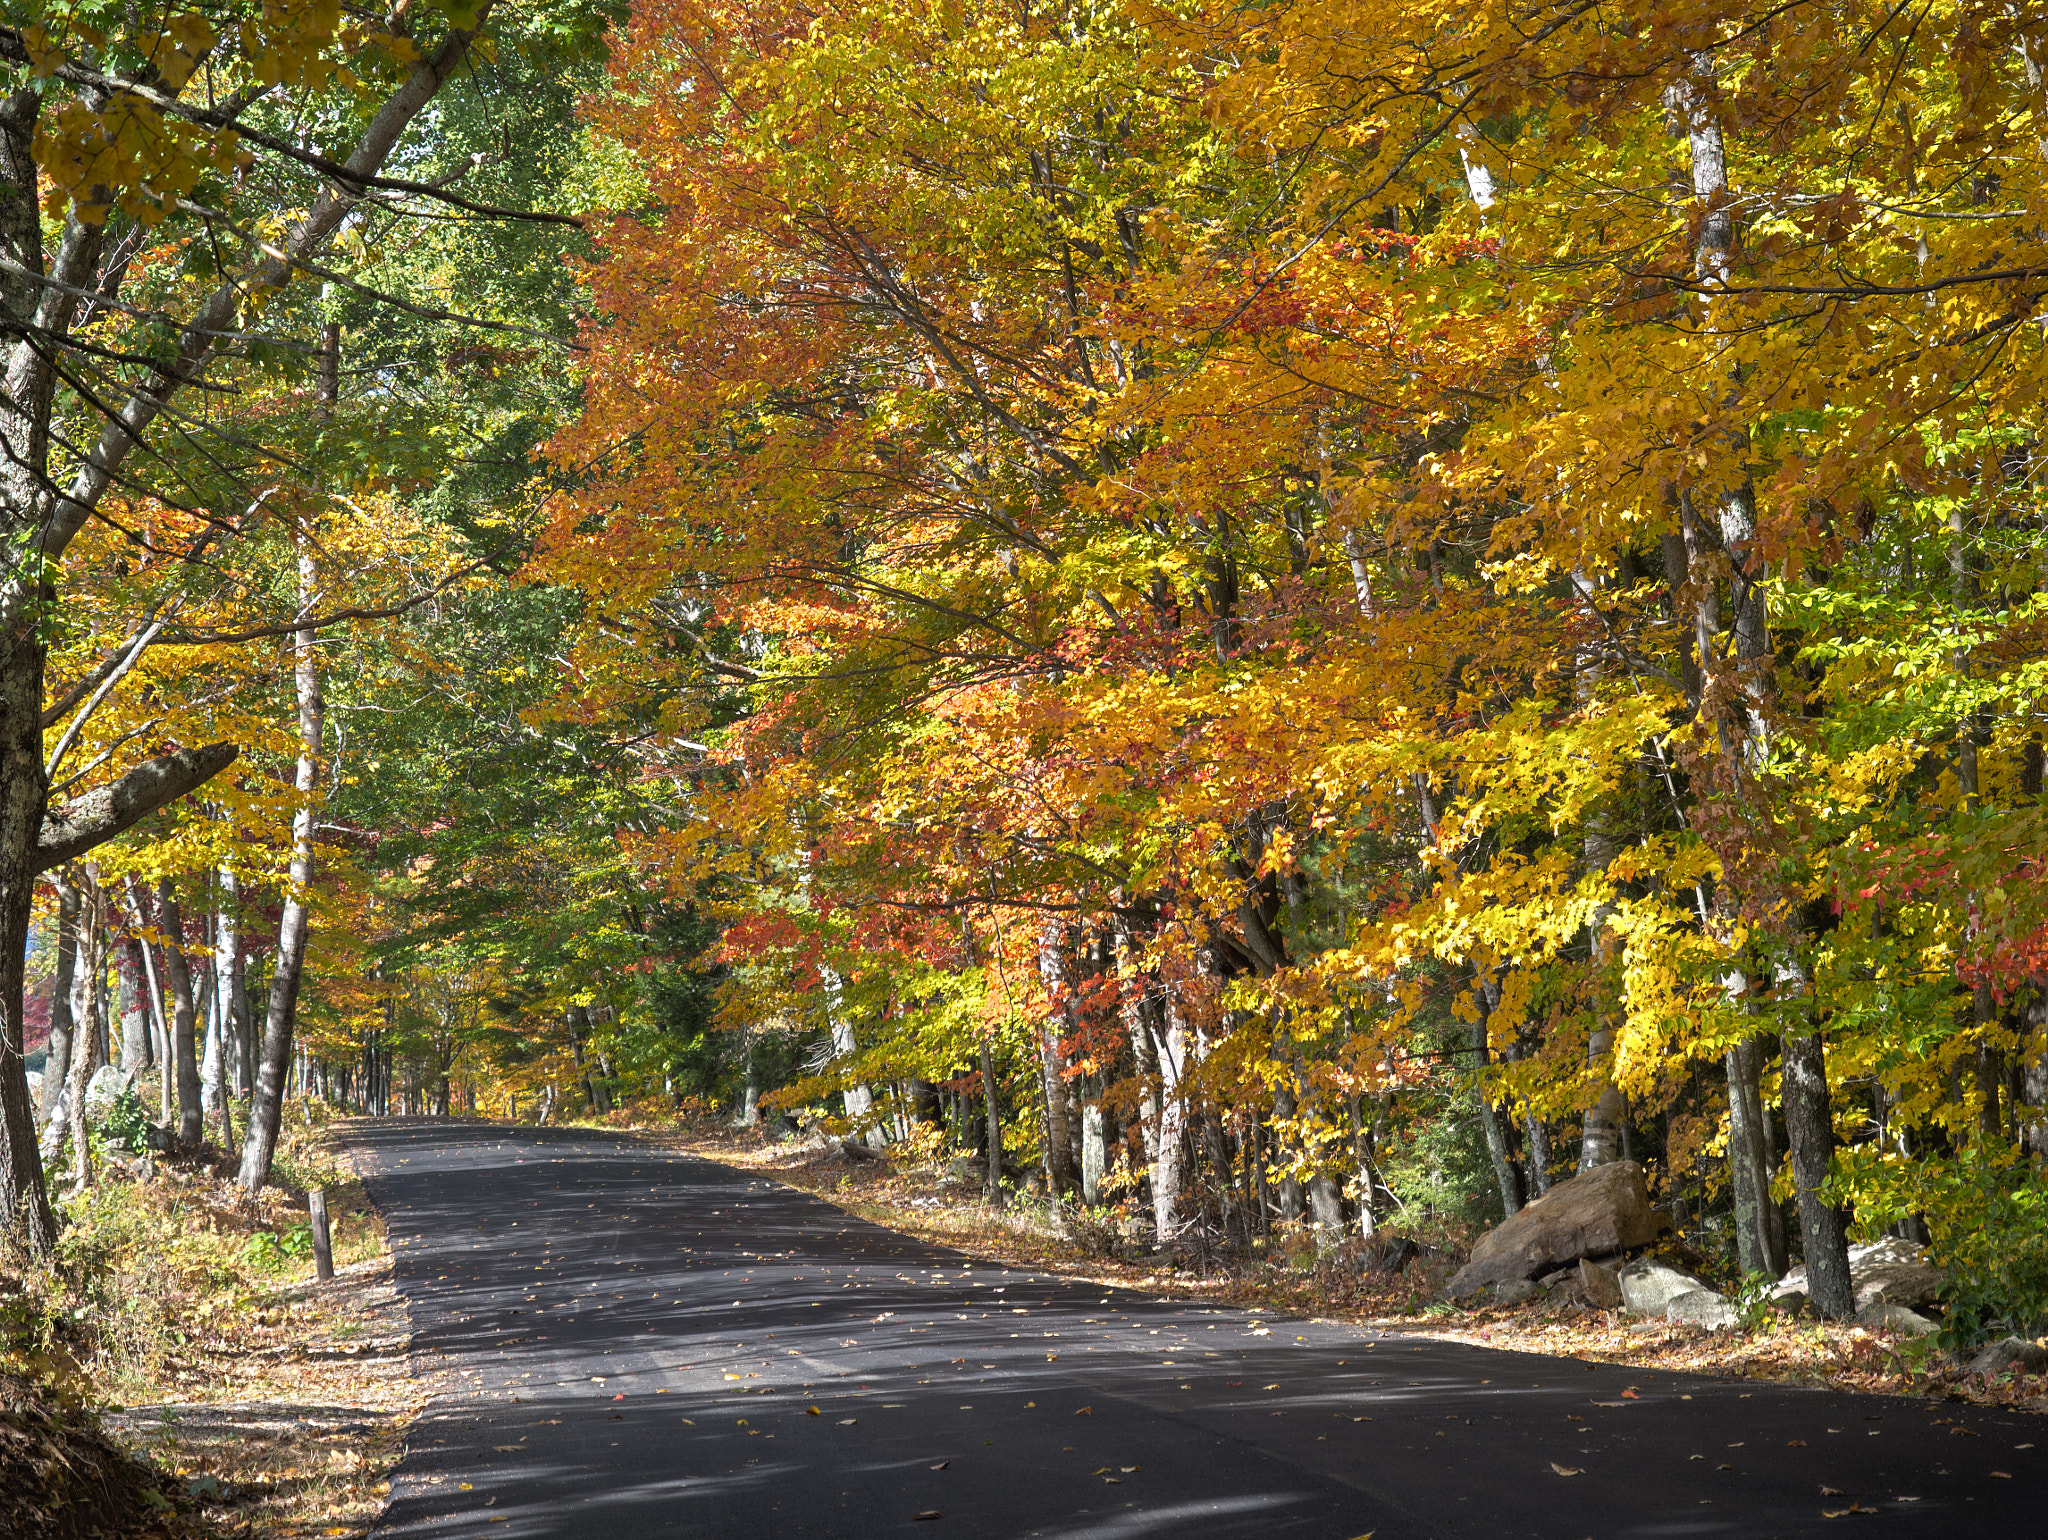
[[239, 529, 324, 1193]]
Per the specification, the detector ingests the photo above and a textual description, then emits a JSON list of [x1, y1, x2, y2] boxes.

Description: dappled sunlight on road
[[349, 1122, 2036, 1538]]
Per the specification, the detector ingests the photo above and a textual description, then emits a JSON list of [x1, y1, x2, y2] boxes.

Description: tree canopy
[[4, 0, 2047, 1341]]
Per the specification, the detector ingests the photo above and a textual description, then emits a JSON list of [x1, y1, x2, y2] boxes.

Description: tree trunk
[[155, 881, 203, 1147], [1037, 921, 1080, 1197], [1781, 1027, 1853, 1316], [1725, 1034, 1787, 1277], [36, 879, 80, 1125], [0, 86, 58, 1255], [1471, 970, 1523, 1216], [1151, 994, 1190, 1246], [979, 1035, 1004, 1209], [216, 867, 248, 1097], [117, 934, 150, 1074], [237, 525, 324, 1193], [63, 888, 101, 1189]]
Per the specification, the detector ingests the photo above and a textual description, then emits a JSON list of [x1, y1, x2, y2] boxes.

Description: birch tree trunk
[[238, 527, 324, 1193], [117, 935, 150, 1075], [1037, 921, 1079, 1197]]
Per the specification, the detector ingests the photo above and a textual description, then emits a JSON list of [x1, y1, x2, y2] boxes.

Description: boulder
[[1442, 1161, 1658, 1299], [1493, 1278, 1541, 1307], [1855, 1303, 1937, 1337], [1965, 1337, 2048, 1378], [1359, 1235, 1422, 1276], [1578, 1257, 1623, 1309], [1665, 1288, 1738, 1331], [1773, 1289, 1814, 1320], [1773, 1237, 1945, 1312], [1618, 1257, 1711, 1315], [84, 1065, 132, 1119]]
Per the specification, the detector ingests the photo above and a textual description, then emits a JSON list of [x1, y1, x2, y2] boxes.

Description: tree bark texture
[[1781, 1027, 1854, 1316], [1724, 1035, 1787, 1277], [156, 881, 202, 1147]]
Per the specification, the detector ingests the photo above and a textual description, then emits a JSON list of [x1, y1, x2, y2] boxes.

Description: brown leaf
[[1821, 1486, 1844, 1496], [1787, 1439, 1807, 1447], [929, 1460, 949, 1470], [1989, 1471, 2012, 1479], [1549, 1463, 1582, 1477], [911, 1511, 942, 1521]]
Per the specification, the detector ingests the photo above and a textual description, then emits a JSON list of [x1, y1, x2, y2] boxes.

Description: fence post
[[308, 1186, 335, 1282]]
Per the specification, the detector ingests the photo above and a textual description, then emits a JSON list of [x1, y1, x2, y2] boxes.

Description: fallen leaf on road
[[1352, 1416, 1372, 1422], [492, 1445, 521, 1452], [929, 1461, 949, 1470], [1074, 1406, 1091, 1415], [1227, 1381, 1242, 1387], [1821, 1486, 1844, 1496], [837, 1418, 857, 1426], [1990, 1471, 2012, 1479], [806, 1406, 821, 1416], [1622, 1389, 1639, 1399], [1262, 1384, 1280, 1390], [1821, 1503, 1875, 1517], [1550, 1463, 1582, 1477], [1787, 1439, 1807, 1447], [911, 1511, 942, 1521], [612, 1394, 626, 1402], [1120, 1466, 1138, 1473]]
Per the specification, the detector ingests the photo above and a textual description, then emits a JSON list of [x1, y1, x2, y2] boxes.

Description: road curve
[[345, 1119, 2040, 1538]]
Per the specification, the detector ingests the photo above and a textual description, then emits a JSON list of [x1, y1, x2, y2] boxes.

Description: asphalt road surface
[[347, 1120, 2041, 1538]]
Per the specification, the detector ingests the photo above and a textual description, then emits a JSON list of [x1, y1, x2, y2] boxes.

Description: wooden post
[[308, 1186, 334, 1282]]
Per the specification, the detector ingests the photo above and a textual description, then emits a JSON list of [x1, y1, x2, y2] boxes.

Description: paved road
[[348, 1120, 2040, 1538]]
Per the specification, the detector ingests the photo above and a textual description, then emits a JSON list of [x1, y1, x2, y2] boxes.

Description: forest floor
[[654, 1116, 2048, 1422], [3, 1103, 426, 1538]]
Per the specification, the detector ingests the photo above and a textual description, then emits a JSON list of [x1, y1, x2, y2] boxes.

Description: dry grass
[[4, 1101, 427, 1538], [660, 1118, 2048, 1420]]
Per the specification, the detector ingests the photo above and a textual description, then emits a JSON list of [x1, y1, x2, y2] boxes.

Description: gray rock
[[1853, 1260, 1943, 1311], [1665, 1288, 1738, 1331], [1774, 1237, 1945, 1313], [1578, 1257, 1623, 1309], [1442, 1161, 1659, 1299], [1773, 1289, 1814, 1320], [1855, 1302, 1938, 1336], [1965, 1337, 2048, 1378], [1618, 1256, 1710, 1315], [1493, 1278, 1541, 1307], [84, 1064, 132, 1119]]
